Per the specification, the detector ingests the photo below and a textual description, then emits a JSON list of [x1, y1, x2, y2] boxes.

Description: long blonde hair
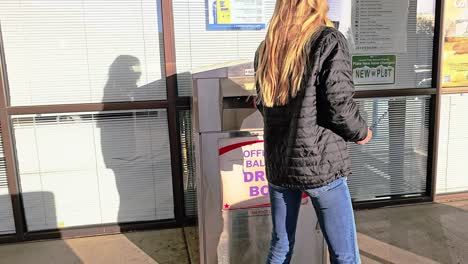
[[256, 0, 333, 107]]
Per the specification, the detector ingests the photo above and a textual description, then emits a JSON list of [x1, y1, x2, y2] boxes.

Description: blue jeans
[[267, 177, 361, 264]]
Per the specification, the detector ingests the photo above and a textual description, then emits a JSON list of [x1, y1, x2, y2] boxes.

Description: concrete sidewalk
[[0, 227, 198, 264], [0, 200, 466, 264], [0, 227, 199, 264], [355, 199, 468, 264]]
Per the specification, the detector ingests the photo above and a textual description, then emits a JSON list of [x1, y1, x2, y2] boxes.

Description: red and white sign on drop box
[[219, 136, 308, 211]]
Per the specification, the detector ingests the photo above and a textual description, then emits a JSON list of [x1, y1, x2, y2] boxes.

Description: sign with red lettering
[[219, 136, 270, 210], [219, 136, 309, 211]]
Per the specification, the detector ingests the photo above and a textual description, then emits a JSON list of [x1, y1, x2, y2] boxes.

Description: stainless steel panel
[[194, 79, 222, 133], [222, 109, 259, 131]]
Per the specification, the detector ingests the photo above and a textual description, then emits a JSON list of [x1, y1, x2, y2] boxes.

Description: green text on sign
[[352, 55, 396, 86]]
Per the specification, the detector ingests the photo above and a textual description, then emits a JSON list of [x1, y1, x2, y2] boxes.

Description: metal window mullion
[[0, 27, 25, 241], [6, 101, 170, 116], [161, 0, 186, 224], [430, 0, 445, 200]]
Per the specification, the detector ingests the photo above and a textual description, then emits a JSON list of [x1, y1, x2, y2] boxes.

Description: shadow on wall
[[102, 55, 168, 102], [100, 55, 165, 225], [97, 55, 194, 263], [0, 193, 81, 263], [103, 55, 143, 102], [99, 54, 190, 225]]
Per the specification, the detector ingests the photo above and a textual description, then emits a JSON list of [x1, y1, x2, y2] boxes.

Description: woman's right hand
[[356, 128, 373, 145]]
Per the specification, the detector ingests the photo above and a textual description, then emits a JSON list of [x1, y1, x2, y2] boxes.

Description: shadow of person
[[97, 56, 196, 263], [99, 55, 184, 226], [102, 55, 142, 102], [103, 54, 169, 102], [99, 55, 159, 225]]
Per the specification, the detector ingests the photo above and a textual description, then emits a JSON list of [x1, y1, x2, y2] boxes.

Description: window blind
[[436, 94, 468, 194], [172, 0, 435, 96], [0, 123, 15, 234], [181, 96, 430, 217], [179, 110, 197, 217], [12, 110, 173, 231], [348, 96, 430, 201], [0, 0, 166, 106], [172, 0, 275, 96]]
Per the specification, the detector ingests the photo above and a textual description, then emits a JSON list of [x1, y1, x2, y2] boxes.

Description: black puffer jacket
[[254, 27, 368, 189]]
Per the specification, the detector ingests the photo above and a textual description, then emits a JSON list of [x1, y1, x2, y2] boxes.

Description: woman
[[254, 0, 372, 263]]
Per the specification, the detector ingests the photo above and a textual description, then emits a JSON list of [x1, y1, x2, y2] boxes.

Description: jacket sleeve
[[254, 46, 264, 116], [316, 31, 368, 142]]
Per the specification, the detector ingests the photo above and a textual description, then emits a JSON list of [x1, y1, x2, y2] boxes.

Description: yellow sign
[[216, 0, 232, 24], [442, 0, 468, 87]]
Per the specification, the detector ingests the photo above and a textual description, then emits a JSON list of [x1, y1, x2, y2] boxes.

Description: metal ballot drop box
[[192, 61, 326, 264]]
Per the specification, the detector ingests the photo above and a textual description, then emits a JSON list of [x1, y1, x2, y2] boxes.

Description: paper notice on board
[[328, 0, 352, 36], [351, 0, 409, 53]]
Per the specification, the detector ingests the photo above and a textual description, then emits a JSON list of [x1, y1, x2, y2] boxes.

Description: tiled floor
[[0, 200, 466, 264]]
